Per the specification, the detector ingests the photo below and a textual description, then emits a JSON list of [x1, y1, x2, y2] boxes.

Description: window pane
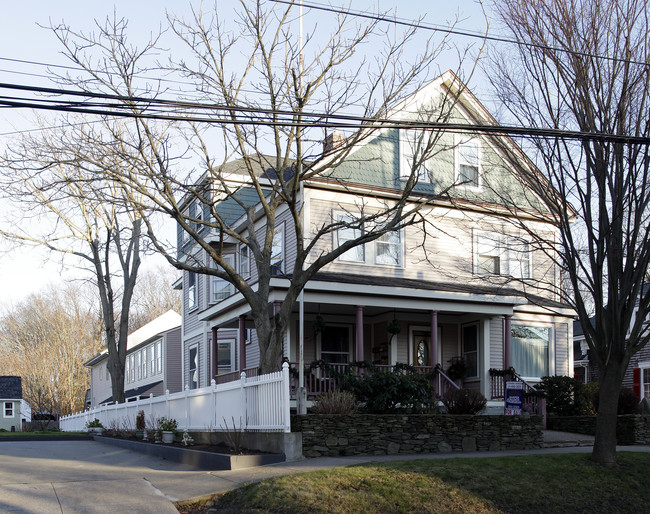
[[375, 230, 402, 266], [271, 224, 284, 275], [321, 326, 349, 364], [189, 347, 198, 389], [462, 324, 479, 377], [217, 342, 232, 374], [511, 325, 549, 377], [458, 141, 480, 187], [337, 214, 365, 262], [400, 129, 429, 182]]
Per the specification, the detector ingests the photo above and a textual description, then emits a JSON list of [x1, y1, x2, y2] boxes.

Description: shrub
[[338, 363, 435, 413], [85, 418, 103, 428], [618, 388, 640, 414], [579, 382, 599, 415], [310, 391, 359, 414], [441, 388, 487, 414], [538, 376, 584, 416], [136, 410, 146, 431]]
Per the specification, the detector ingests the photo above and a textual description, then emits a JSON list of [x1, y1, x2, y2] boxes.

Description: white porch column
[[355, 306, 364, 362], [430, 310, 439, 367]]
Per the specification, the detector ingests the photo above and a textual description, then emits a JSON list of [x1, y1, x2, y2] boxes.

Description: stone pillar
[[356, 306, 364, 362], [430, 310, 439, 367], [504, 315, 512, 369], [239, 315, 247, 372]]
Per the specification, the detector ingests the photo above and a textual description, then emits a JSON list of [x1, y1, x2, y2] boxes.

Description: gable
[[0, 376, 22, 399]]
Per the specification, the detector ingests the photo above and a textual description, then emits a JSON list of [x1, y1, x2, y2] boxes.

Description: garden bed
[[93, 435, 285, 470]]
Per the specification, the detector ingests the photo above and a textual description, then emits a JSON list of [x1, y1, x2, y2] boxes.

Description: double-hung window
[[476, 232, 503, 275], [211, 255, 235, 303], [270, 222, 284, 276], [125, 358, 131, 384], [136, 352, 142, 381], [3, 401, 13, 418], [336, 213, 365, 263], [475, 231, 531, 279], [456, 138, 481, 188], [375, 229, 403, 266], [399, 129, 430, 183], [462, 323, 479, 379], [155, 340, 162, 374], [240, 244, 251, 278], [148, 345, 155, 377], [188, 272, 197, 309]]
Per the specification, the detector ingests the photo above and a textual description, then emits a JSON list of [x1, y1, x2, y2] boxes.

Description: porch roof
[[199, 271, 550, 327]]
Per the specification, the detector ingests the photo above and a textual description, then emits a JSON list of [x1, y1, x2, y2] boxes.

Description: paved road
[[1, 437, 649, 513]]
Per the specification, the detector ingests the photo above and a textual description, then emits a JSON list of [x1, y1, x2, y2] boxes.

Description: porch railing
[[214, 366, 259, 385], [288, 362, 460, 399], [489, 368, 546, 420]]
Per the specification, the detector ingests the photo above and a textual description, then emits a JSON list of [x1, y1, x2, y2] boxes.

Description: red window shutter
[[632, 367, 641, 400]]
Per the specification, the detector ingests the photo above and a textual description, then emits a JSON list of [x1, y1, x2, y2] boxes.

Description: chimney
[[323, 130, 346, 154]]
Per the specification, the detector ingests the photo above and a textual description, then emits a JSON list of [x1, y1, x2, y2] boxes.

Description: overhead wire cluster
[[0, 2, 648, 145]]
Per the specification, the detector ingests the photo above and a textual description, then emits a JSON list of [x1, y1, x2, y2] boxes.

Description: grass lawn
[[175, 452, 650, 513]]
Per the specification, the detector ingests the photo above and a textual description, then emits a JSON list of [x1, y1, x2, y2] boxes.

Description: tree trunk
[[591, 368, 622, 467]]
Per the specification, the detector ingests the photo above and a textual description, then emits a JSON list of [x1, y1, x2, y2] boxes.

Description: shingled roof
[[0, 376, 22, 399]]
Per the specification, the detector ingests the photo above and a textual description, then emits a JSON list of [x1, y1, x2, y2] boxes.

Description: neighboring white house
[[84, 310, 182, 407], [176, 71, 575, 407], [0, 376, 31, 432]]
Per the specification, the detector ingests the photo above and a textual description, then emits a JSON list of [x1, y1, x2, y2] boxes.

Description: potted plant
[[157, 417, 177, 443], [135, 410, 145, 440], [86, 418, 104, 435]]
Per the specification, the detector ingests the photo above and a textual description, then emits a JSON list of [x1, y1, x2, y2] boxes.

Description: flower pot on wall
[[161, 430, 174, 444]]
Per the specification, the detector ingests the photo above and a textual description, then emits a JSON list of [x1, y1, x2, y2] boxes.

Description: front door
[[413, 331, 430, 367]]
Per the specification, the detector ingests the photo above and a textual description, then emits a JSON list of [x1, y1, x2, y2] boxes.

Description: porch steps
[[542, 430, 594, 448]]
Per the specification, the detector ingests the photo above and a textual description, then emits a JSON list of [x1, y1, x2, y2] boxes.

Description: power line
[[270, 0, 650, 68], [0, 80, 647, 145]]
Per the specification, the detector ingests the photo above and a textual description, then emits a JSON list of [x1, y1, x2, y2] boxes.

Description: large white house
[[176, 71, 574, 408], [84, 310, 182, 407]]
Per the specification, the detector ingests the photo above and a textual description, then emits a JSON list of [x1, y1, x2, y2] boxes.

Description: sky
[[0, 1, 492, 306]]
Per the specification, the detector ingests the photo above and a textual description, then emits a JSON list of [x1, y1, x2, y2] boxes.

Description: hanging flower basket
[[387, 319, 401, 335]]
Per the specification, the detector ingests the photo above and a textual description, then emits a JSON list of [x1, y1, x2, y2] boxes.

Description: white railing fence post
[[210, 379, 216, 430], [165, 389, 170, 419], [240, 371, 247, 430], [282, 362, 291, 433], [184, 385, 190, 429]]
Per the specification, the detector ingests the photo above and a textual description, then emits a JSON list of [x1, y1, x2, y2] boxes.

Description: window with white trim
[[474, 231, 531, 279], [270, 222, 284, 276], [188, 272, 197, 309], [511, 324, 550, 378], [399, 129, 430, 183], [136, 351, 142, 380], [155, 340, 162, 374], [456, 138, 481, 188], [217, 339, 234, 375], [194, 199, 203, 230], [125, 358, 131, 384], [336, 213, 365, 263], [148, 345, 155, 377], [375, 229, 403, 266], [240, 244, 251, 278], [129, 354, 135, 382], [211, 254, 235, 303], [4, 401, 13, 418], [189, 345, 199, 389]]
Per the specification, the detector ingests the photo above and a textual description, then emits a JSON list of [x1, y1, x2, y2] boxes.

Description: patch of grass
[[175, 453, 650, 513]]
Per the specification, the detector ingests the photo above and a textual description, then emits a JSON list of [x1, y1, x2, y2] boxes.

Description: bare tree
[[0, 118, 146, 404], [487, 0, 650, 466], [128, 264, 181, 331], [46, 1, 479, 373], [0, 284, 103, 416]]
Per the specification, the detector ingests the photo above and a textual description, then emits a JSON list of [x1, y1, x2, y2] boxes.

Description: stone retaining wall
[[291, 414, 543, 458], [546, 415, 650, 444]]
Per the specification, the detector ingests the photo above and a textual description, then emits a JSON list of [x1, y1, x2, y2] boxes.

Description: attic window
[[399, 129, 430, 183], [456, 138, 481, 188]]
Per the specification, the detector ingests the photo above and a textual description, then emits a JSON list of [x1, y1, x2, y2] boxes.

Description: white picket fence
[[60, 363, 291, 433]]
